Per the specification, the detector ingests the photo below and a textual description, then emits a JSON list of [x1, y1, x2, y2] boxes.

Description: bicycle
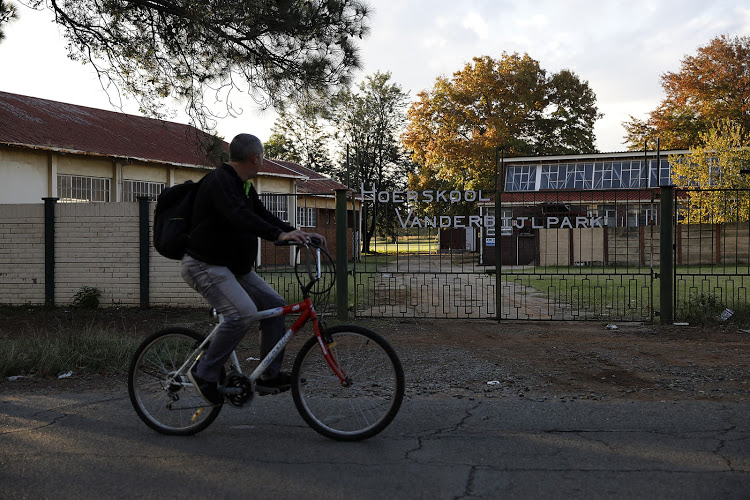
[[127, 240, 405, 441]]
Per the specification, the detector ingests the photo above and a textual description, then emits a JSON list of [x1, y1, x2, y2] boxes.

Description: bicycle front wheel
[[292, 325, 405, 441], [128, 327, 222, 436]]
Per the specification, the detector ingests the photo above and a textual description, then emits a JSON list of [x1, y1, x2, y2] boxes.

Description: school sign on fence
[[361, 185, 606, 230]]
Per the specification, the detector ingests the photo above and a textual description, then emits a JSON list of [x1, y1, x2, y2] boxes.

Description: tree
[[332, 71, 412, 252], [402, 53, 601, 192], [623, 35, 750, 150], [0, 1, 18, 42], [670, 119, 750, 223], [22, 0, 369, 130], [263, 132, 301, 164], [265, 95, 334, 177]]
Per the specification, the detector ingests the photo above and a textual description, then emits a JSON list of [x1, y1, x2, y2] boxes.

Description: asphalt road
[[1, 387, 749, 499]]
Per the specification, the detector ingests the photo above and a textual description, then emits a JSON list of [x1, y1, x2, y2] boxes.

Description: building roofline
[[503, 150, 691, 163], [263, 158, 308, 180], [0, 141, 214, 170]]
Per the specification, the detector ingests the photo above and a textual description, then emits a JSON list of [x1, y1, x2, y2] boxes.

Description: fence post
[[138, 196, 150, 308], [495, 148, 503, 321], [335, 189, 348, 320], [43, 197, 58, 306], [659, 185, 674, 324]]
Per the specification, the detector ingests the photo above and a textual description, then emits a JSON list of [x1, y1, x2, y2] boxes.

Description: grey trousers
[[181, 255, 286, 382]]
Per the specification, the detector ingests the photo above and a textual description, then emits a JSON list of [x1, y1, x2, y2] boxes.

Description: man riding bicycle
[[181, 133, 326, 404]]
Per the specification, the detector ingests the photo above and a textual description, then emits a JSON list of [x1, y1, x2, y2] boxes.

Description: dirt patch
[[377, 319, 750, 402], [2, 307, 750, 403]]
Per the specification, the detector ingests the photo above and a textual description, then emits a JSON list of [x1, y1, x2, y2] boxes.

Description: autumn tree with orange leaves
[[402, 53, 601, 192], [623, 35, 750, 150]]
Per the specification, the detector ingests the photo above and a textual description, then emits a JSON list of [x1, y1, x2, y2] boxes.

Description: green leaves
[[671, 119, 750, 223], [403, 53, 601, 192], [624, 35, 750, 150], [34, 0, 370, 131]]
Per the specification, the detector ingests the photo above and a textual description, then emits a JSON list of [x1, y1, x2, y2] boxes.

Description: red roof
[[0, 91, 349, 193], [0, 91, 224, 168], [266, 159, 348, 195]]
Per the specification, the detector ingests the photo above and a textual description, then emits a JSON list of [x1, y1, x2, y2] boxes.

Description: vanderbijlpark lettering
[[362, 185, 606, 230]]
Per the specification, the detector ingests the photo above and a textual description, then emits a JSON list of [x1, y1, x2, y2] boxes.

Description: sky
[[1, 1, 749, 153]]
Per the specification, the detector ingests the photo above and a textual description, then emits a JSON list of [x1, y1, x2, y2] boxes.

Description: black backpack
[[153, 178, 202, 260]]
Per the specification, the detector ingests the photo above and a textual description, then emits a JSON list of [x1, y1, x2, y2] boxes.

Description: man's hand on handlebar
[[278, 229, 327, 247]]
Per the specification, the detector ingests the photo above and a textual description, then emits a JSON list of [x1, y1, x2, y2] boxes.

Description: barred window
[[505, 166, 536, 191], [593, 162, 614, 189], [541, 164, 567, 190], [122, 180, 165, 202], [567, 163, 593, 189], [649, 159, 673, 187], [297, 207, 317, 227], [259, 193, 289, 223], [57, 174, 110, 202]]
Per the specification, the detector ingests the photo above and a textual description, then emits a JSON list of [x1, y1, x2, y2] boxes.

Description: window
[[505, 166, 536, 191], [567, 163, 593, 189], [621, 160, 646, 188], [593, 162, 613, 189], [297, 207, 317, 227], [259, 193, 289, 223], [122, 180, 165, 202], [57, 174, 110, 202], [649, 159, 674, 187], [540, 164, 566, 189]]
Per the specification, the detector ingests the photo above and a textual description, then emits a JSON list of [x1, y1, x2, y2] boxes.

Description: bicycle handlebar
[[273, 236, 324, 248], [273, 237, 332, 295]]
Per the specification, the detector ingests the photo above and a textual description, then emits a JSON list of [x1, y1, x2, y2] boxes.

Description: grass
[[0, 305, 401, 381], [1, 327, 141, 378], [0, 306, 216, 379], [499, 264, 750, 323], [369, 236, 438, 254]]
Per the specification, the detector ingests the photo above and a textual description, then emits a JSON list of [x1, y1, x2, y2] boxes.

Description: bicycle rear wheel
[[291, 325, 405, 441], [128, 327, 222, 436]]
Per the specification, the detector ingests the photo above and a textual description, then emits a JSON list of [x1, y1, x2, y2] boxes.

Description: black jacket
[[186, 163, 296, 274]]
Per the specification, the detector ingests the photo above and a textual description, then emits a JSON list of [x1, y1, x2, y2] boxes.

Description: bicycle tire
[[291, 325, 405, 441], [128, 327, 222, 436]]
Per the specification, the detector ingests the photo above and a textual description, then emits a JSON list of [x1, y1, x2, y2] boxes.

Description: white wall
[[0, 149, 49, 203]]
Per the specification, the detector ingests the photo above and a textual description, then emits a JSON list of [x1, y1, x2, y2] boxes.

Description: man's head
[[228, 134, 264, 180], [229, 133, 264, 162]]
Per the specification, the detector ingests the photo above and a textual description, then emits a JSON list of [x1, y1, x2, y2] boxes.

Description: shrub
[[72, 286, 102, 308]]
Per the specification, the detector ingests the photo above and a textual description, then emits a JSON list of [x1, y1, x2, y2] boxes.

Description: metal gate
[[353, 229, 497, 318], [671, 187, 750, 322], [352, 188, 657, 321], [259, 188, 750, 323]]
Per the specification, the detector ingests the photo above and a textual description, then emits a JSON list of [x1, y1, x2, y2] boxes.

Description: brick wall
[[54, 202, 141, 305], [0, 201, 352, 307], [0, 204, 45, 304]]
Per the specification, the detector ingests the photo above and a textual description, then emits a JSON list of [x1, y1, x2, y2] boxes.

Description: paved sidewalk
[[1, 388, 749, 498]]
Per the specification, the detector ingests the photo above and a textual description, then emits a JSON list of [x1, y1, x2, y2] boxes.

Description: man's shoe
[[187, 365, 222, 405], [257, 371, 293, 394]]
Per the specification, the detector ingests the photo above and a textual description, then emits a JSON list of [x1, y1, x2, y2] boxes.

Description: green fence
[[338, 186, 750, 323]]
